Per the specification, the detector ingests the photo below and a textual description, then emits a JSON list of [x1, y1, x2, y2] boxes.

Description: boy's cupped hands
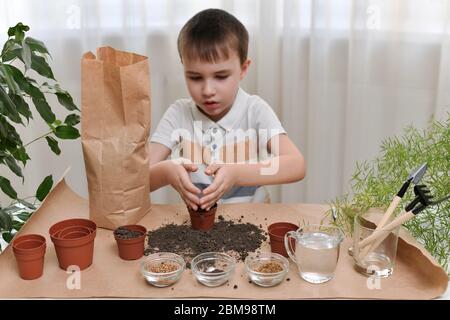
[[167, 160, 238, 211]]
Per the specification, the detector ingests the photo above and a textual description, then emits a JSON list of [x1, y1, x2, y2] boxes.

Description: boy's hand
[[166, 161, 201, 210], [200, 164, 238, 210]]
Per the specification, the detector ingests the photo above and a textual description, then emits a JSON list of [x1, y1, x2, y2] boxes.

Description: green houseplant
[[326, 114, 450, 274], [0, 23, 80, 250]]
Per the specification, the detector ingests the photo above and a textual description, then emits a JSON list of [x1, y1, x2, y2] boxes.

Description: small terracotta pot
[[268, 222, 298, 257], [61, 230, 91, 239], [12, 235, 46, 280], [188, 203, 217, 231], [56, 225, 94, 239], [49, 219, 97, 271], [12, 234, 46, 255], [49, 218, 96, 239], [114, 225, 147, 260]]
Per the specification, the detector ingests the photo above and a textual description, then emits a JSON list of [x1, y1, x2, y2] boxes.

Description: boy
[[149, 8, 306, 211]]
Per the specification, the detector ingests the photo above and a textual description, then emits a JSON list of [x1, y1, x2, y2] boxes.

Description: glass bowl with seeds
[[141, 252, 185, 287], [245, 252, 289, 287]]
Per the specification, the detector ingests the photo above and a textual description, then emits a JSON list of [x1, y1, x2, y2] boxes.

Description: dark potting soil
[[114, 227, 143, 240], [145, 219, 267, 267]]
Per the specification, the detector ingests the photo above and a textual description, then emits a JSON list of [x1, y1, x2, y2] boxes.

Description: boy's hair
[[177, 8, 249, 64]]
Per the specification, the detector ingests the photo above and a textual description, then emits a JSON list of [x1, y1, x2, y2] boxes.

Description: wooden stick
[[358, 211, 415, 248], [375, 196, 402, 233], [358, 196, 402, 258]]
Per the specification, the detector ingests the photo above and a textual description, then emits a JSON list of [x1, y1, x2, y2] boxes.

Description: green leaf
[[25, 77, 38, 85], [64, 114, 80, 126], [1, 39, 17, 57], [25, 37, 50, 56], [0, 85, 22, 124], [55, 91, 78, 111], [1, 47, 21, 63], [0, 63, 20, 94], [17, 199, 36, 210], [12, 146, 30, 166], [45, 136, 61, 155], [17, 212, 32, 221], [1, 64, 30, 92], [0, 176, 17, 199], [30, 53, 55, 80], [0, 209, 13, 230], [54, 125, 80, 139], [0, 115, 23, 148], [21, 39, 32, 70], [0, 115, 7, 138], [7, 23, 29, 42], [28, 85, 56, 123], [2, 231, 14, 243], [4, 154, 23, 177], [9, 94, 32, 121], [35, 175, 53, 201], [12, 220, 24, 231]]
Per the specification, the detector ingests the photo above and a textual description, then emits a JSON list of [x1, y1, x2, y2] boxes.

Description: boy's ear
[[240, 59, 252, 80]]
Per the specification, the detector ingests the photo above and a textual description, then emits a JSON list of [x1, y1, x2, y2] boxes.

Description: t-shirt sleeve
[[150, 103, 182, 150], [251, 98, 287, 159], [253, 98, 287, 141]]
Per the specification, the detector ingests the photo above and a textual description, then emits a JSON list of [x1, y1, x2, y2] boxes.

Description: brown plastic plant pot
[[12, 234, 46, 255], [61, 230, 91, 239], [49, 218, 96, 240], [49, 219, 97, 271], [13, 239, 45, 253], [51, 230, 96, 271], [55, 225, 94, 240], [13, 246, 46, 280], [188, 203, 217, 231], [268, 222, 298, 257], [114, 225, 147, 261], [12, 234, 46, 254]]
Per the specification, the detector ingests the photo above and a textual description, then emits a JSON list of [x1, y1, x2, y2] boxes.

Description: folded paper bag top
[[81, 46, 151, 230]]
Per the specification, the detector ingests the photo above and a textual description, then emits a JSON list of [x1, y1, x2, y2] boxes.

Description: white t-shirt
[[151, 88, 287, 203]]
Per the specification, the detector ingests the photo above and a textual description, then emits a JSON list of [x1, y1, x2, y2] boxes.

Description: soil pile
[[145, 216, 267, 266]]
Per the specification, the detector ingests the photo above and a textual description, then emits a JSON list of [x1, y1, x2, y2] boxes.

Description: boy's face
[[182, 50, 251, 122]]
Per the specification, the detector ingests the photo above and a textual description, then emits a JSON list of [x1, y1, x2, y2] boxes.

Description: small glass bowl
[[245, 252, 289, 287], [191, 252, 236, 287], [141, 252, 185, 287]]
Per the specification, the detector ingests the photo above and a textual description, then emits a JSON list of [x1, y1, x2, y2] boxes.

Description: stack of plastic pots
[[49, 218, 97, 270], [12, 234, 46, 280]]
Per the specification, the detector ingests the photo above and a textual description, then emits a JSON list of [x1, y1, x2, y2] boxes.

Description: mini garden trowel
[[358, 184, 450, 250], [376, 162, 428, 229], [348, 162, 428, 256]]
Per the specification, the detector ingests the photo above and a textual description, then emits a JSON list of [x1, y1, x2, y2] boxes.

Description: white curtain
[[1, 0, 449, 207]]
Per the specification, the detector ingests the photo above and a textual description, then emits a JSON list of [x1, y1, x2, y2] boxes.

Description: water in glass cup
[[285, 225, 344, 284]]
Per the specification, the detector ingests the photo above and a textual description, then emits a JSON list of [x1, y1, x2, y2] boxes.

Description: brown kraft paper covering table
[[0, 179, 447, 299]]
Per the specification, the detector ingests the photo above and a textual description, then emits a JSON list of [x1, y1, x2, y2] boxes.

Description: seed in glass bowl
[[149, 262, 179, 273], [255, 262, 283, 273]]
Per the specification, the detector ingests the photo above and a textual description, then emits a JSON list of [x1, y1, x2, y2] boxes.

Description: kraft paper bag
[[81, 46, 151, 230]]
